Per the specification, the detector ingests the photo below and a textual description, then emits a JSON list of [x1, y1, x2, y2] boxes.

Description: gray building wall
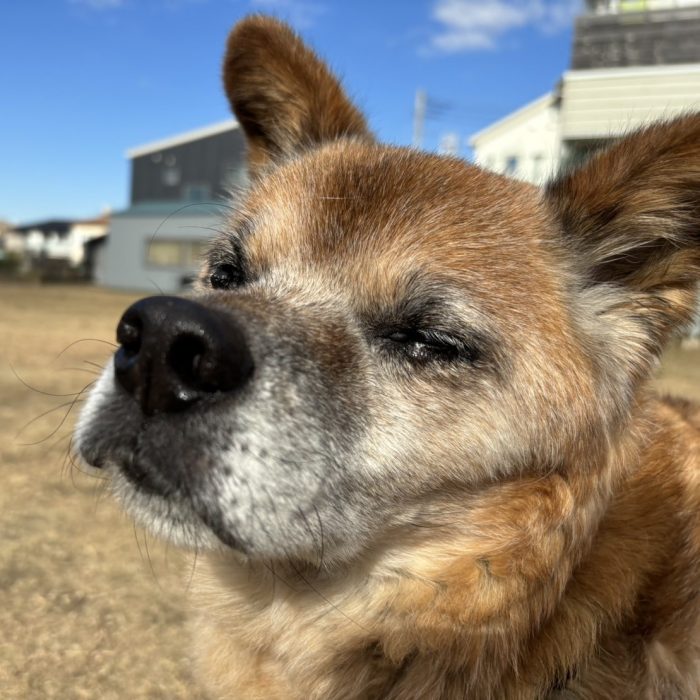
[[96, 207, 224, 292], [130, 128, 247, 204]]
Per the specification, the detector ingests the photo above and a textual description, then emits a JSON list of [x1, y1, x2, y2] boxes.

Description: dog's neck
[[183, 402, 687, 699]]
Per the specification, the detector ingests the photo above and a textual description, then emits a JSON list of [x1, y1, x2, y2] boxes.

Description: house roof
[[468, 93, 555, 147], [11, 213, 110, 235], [12, 220, 73, 235], [74, 214, 110, 226], [126, 119, 240, 159]]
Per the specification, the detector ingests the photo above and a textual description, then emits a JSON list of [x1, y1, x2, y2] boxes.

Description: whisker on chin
[[62, 436, 108, 483], [142, 529, 164, 591], [185, 547, 200, 594], [83, 359, 106, 371], [260, 485, 366, 632]]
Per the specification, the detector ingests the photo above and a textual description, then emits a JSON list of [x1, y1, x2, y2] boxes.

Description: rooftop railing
[[586, 0, 700, 14]]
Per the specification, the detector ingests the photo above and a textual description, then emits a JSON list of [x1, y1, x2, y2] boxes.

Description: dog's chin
[[105, 465, 223, 551]]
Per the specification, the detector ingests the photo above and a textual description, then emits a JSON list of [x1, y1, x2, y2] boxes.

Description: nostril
[[117, 317, 142, 356], [168, 334, 210, 388]]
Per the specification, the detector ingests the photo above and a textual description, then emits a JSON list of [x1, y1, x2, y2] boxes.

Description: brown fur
[[148, 17, 700, 699], [223, 16, 371, 177]]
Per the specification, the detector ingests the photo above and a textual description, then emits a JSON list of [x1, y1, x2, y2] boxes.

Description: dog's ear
[[547, 114, 700, 367], [223, 15, 371, 177]]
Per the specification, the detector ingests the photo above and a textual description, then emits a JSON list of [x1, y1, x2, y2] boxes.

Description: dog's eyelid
[[374, 322, 486, 366]]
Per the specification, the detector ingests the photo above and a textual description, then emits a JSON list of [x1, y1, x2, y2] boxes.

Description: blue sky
[[1, 0, 580, 223]]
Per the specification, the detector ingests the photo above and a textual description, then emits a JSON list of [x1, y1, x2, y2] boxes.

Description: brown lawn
[[1, 282, 698, 699], [0, 283, 205, 699]]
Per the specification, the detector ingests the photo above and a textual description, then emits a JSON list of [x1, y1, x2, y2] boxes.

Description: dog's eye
[[209, 263, 242, 290], [383, 329, 477, 364]]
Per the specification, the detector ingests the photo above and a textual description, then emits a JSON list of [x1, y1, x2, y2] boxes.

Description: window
[[531, 154, 544, 182], [505, 156, 518, 175], [162, 167, 181, 187], [620, 0, 647, 11], [182, 240, 209, 267], [146, 241, 181, 267], [146, 240, 209, 269], [183, 184, 211, 201]]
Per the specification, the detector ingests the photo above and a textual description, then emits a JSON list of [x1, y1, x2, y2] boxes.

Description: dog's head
[[76, 16, 700, 567]]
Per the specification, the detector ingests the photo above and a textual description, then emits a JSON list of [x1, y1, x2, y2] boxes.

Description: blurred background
[[2, 1, 700, 697]]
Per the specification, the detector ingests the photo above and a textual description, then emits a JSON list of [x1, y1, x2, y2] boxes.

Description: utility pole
[[438, 132, 460, 156], [413, 89, 427, 149]]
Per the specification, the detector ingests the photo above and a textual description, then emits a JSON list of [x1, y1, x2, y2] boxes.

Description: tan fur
[[146, 17, 700, 699], [189, 395, 700, 699]]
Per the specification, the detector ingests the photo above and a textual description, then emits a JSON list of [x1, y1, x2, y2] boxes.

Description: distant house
[[95, 120, 247, 292], [4, 215, 109, 278], [470, 0, 700, 182]]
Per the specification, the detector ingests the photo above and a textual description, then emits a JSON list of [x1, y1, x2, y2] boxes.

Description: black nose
[[114, 296, 253, 416]]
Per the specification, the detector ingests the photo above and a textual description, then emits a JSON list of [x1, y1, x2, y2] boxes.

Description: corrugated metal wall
[[130, 128, 247, 205]]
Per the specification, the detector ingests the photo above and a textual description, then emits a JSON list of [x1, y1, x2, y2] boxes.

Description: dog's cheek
[[179, 325, 373, 559], [349, 369, 507, 494]]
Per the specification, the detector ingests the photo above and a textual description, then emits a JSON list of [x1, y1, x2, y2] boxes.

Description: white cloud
[[428, 0, 581, 53], [249, 0, 325, 28], [70, 0, 125, 9]]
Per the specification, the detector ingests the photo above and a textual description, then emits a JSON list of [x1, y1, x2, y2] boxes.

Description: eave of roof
[[468, 93, 555, 146], [126, 119, 240, 159], [12, 220, 74, 234], [111, 201, 228, 218], [563, 62, 700, 82]]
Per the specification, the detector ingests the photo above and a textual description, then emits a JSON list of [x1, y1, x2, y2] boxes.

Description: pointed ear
[[223, 15, 372, 177], [547, 114, 700, 360]]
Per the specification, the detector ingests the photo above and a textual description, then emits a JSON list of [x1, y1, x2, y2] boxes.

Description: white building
[[6, 215, 109, 269], [469, 94, 560, 184], [470, 0, 700, 183]]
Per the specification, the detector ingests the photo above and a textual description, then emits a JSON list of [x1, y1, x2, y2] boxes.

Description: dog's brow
[[206, 218, 254, 282], [391, 274, 471, 324], [230, 216, 255, 241], [369, 289, 483, 337]]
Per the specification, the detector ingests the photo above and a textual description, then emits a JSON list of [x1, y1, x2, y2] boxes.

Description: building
[[3, 215, 109, 279], [95, 120, 247, 292], [468, 94, 561, 184], [470, 0, 700, 182]]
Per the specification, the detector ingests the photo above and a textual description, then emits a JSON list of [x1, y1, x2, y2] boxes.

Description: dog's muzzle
[[113, 296, 254, 416]]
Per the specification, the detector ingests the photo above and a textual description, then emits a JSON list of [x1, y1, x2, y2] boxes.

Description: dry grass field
[[1, 282, 699, 699], [0, 283, 206, 699]]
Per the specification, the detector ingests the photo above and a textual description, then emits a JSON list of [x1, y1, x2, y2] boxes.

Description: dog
[[75, 15, 700, 699]]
